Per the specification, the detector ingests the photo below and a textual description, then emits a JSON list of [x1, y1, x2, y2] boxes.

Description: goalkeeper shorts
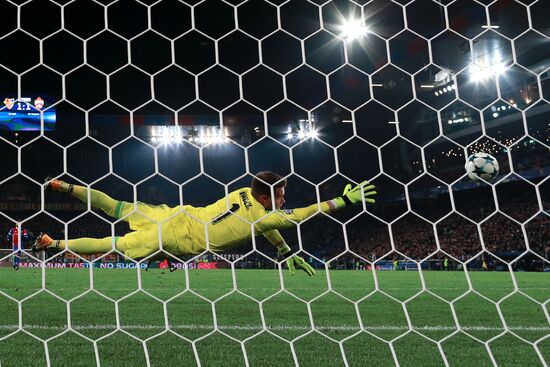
[[117, 202, 181, 259]]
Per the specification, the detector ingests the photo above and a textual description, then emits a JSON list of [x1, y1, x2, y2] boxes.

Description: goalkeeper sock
[[50, 237, 121, 254], [48, 179, 74, 193], [71, 185, 124, 218]]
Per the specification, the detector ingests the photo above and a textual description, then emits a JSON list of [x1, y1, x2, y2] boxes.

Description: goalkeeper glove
[[340, 181, 376, 206], [279, 245, 315, 276], [286, 255, 315, 276]]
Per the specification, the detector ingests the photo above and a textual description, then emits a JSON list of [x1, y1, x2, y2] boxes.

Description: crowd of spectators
[[315, 188, 548, 267]]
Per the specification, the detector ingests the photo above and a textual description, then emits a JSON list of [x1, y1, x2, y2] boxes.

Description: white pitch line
[[1, 324, 549, 332]]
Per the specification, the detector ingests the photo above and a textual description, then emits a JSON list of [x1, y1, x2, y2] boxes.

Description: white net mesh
[[0, 0, 549, 366]]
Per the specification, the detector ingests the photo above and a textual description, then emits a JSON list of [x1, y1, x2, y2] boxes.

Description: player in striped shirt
[[7, 227, 30, 270]]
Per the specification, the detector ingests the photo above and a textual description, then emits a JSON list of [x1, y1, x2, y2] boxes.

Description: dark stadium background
[[0, 0, 548, 271]]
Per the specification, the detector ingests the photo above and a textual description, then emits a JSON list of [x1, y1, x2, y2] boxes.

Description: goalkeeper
[[32, 172, 376, 276]]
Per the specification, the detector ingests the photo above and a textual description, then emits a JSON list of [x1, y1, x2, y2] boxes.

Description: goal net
[[0, 0, 549, 366]]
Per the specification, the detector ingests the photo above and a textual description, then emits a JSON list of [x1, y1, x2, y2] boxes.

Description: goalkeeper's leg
[[32, 229, 162, 260], [46, 179, 132, 220], [32, 232, 126, 255]]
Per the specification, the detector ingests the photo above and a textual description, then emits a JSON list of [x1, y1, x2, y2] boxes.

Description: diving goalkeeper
[[32, 172, 376, 275]]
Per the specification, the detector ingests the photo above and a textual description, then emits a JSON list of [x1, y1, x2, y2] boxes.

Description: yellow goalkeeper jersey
[[169, 187, 338, 255]]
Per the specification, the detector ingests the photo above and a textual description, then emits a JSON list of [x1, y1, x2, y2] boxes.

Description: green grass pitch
[[0, 267, 548, 366]]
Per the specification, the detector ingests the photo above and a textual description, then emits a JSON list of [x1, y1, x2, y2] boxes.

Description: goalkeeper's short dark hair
[[251, 171, 287, 197]]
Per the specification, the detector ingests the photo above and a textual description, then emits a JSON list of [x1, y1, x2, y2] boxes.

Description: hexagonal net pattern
[[0, 0, 549, 366]]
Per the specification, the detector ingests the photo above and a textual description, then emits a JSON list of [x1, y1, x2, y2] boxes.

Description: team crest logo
[[34, 97, 44, 110], [3, 98, 15, 110]]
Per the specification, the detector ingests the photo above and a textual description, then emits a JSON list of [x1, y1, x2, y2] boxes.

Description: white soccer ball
[[465, 152, 499, 182]]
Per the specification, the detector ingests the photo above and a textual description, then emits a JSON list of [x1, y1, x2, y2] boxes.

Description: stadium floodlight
[[149, 125, 232, 146], [469, 62, 506, 82], [308, 129, 318, 139], [339, 18, 369, 43]]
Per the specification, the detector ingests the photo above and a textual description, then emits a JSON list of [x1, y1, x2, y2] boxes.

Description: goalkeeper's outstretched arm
[[258, 181, 376, 275], [257, 180, 377, 233]]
